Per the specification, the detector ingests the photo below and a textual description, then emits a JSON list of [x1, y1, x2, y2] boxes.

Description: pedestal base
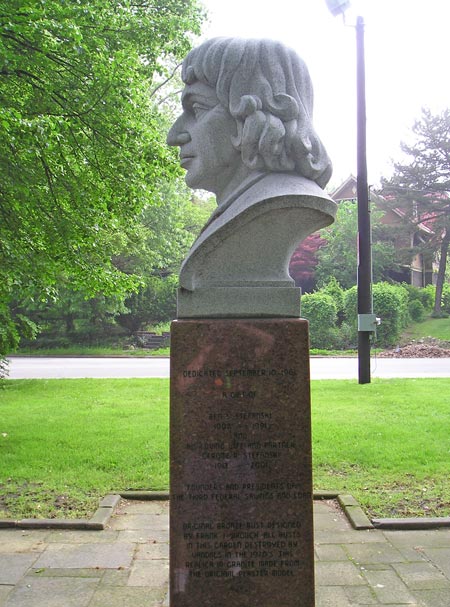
[[170, 318, 314, 607], [177, 286, 301, 319]]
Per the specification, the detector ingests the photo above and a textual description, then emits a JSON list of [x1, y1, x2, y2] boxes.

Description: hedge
[[301, 292, 337, 349], [343, 282, 409, 347]]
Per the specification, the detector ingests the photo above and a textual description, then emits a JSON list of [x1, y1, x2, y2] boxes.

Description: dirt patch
[[378, 337, 450, 358], [365, 484, 450, 519], [0, 481, 97, 519]]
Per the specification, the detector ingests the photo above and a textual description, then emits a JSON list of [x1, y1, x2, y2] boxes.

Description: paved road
[[7, 356, 450, 380]]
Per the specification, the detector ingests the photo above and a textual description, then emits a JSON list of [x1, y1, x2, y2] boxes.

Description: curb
[[372, 516, 450, 530], [337, 494, 374, 530], [0, 494, 122, 530], [0, 492, 168, 531], [120, 491, 169, 500], [1, 491, 449, 531]]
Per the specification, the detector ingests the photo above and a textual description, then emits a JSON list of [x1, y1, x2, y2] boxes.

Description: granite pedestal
[[170, 318, 314, 607]]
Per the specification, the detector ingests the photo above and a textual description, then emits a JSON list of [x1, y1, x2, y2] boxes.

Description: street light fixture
[[325, 0, 351, 17], [325, 1, 377, 384]]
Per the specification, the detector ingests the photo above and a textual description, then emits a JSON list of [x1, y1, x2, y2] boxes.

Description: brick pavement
[[0, 499, 449, 606]]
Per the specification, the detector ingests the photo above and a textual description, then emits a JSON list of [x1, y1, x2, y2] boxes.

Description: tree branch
[[149, 62, 181, 98]]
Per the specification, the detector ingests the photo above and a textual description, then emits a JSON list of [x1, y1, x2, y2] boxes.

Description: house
[[330, 175, 436, 287], [289, 175, 436, 290]]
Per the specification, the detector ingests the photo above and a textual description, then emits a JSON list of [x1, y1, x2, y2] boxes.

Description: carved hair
[[182, 37, 332, 188]]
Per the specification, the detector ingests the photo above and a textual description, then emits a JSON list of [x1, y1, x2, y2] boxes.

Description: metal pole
[[356, 16, 372, 384]]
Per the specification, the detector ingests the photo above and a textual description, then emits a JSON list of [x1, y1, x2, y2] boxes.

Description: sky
[[196, 0, 450, 189]]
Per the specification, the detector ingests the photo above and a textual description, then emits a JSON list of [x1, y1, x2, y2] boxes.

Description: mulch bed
[[378, 338, 450, 358]]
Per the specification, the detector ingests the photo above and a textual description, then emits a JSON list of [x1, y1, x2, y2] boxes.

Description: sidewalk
[[0, 499, 449, 606]]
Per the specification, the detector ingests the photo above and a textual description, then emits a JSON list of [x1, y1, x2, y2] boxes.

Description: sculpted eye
[[192, 102, 211, 118]]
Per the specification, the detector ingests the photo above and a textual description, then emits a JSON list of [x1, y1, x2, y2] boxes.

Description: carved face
[[166, 81, 242, 199]]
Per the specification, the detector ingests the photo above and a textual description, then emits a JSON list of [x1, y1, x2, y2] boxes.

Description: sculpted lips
[[180, 153, 195, 167]]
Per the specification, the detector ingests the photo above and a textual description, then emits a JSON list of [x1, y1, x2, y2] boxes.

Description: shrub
[[119, 275, 177, 333], [329, 322, 356, 350], [343, 286, 358, 343], [408, 299, 426, 322], [420, 284, 436, 312], [320, 277, 345, 324], [431, 310, 449, 318], [402, 282, 434, 313], [301, 292, 337, 349], [374, 282, 409, 346], [442, 283, 450, 314], [343, 282, 409, 348]]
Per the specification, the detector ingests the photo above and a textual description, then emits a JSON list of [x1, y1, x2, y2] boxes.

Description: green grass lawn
[[1, 378, 449, 520], [14, 345, 170, 357], [0, 379, 170, 519], [312, 379, 450, 518], [402, 315, 450, 343]]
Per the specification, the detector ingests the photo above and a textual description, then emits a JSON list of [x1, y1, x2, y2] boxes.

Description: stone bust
[[167, 37, 337, 317]]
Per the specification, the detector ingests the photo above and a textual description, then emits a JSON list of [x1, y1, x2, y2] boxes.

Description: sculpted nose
[[167, 117, 191, 146]]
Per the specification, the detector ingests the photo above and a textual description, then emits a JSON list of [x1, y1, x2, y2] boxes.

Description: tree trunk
[[434, 228, 449, 315], [65, 313, 76, 334]]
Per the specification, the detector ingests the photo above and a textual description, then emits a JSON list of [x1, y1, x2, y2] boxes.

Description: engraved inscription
[[171, 320, 314, 606], [182, 518, 305, 578], [174, 364, 311, 580]]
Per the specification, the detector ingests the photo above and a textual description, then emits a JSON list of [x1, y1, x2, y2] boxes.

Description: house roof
[[329, 175, 357, 201], [330, 175, 434, 236]]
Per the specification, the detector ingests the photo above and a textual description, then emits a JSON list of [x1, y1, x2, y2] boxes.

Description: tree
[[0, 0, 204, 362], [315, 200, 396, 290], [17, 181, 215, 343], [381, 108, 450, 315], [113, 182, 215, 333], [16, 286, 129, 347], [289, 233, 326, 292]]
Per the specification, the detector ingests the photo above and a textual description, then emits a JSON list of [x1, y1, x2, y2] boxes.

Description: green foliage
[[406, 283, 450, 319], [0, 307, 21, 355], [19, 182, 214, 344], [301, 292, 337, 349], [0, 307, 17, 379], [320, 277, 345, 323], [423, 284, 437, 311], [442, 283, 450, 314], [408, 299, 426, 323], [302, 280, 448, 351], [0, 0, 204, 359], [331, 321, 356, 350], [118, 275, 178, 333], [401, 283, 435, 313], [316, 200, 357, 289], [316, 200, 396, 289], [0, 357, 7, 381], [376, 282, 410, 332], [381, 108, 450, 314], [301, 276, 356, 350], [119, 182, 215, 278], [0, 307, 38, 377], [17, 284, 130, 349], [147, 321, 172, 336], [342, 286, 357, 340], [343, 282, 410, 347], [375, 281, 410, 341]]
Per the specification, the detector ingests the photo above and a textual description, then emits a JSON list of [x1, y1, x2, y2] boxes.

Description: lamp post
[[325, 0, 377, 384]]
